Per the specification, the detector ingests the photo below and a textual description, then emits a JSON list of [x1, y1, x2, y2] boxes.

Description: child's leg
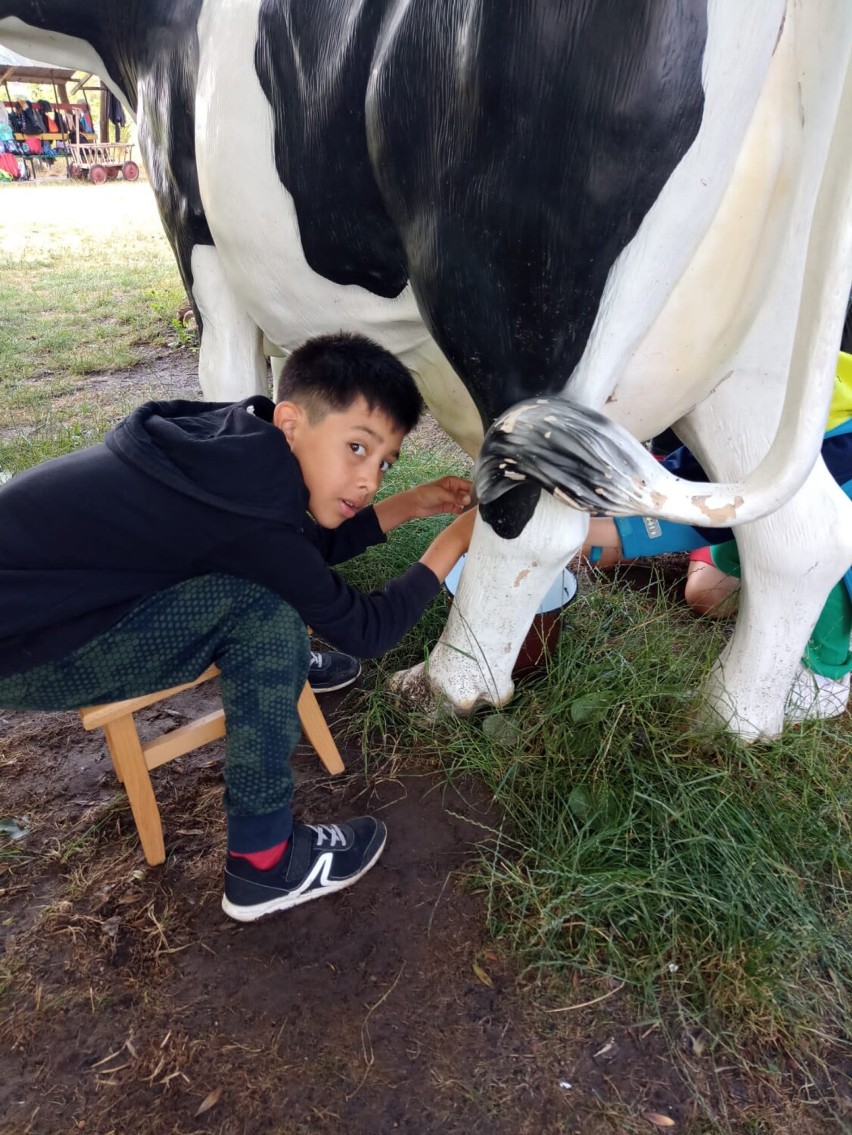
[[679, 542, 852, 720], [684, 546, 741, 617], [583, 517, 626, 568], [788, 580, 852, 721], [582, 515, 709, 567], [0, 574, 387, 917], [0, 574, 309, 851], [802, 580, 852, 679]]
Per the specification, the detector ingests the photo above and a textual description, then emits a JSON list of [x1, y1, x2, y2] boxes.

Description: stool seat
[[79, 665, 344, 865]]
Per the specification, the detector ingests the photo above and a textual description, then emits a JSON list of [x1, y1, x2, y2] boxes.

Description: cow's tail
[[473, 365, 836, 529], [475, 397, 772, 527], [476, 56, 852, 531]]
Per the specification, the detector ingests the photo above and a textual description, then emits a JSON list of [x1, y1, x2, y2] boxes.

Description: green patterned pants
[[0, 575, 310, 852]]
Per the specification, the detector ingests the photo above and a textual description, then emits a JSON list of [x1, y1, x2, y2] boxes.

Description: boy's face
[[273, 395, 406, 527]]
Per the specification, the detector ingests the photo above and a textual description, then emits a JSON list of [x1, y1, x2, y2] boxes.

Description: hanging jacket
[[105, 91, 126, 127], [19, 100, 45, 134]]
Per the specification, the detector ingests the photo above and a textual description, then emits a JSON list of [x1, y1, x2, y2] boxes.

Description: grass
[[332, 358, 852, 1105], [0, 182, 191, 476], [0, 249, 180, 385], [0, 228, 184, 386], [347, 522, 852, 1123]]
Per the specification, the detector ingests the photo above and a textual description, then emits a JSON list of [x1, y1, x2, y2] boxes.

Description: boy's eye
[[379, 459, 393, 474], [349, 442, 366, 456]]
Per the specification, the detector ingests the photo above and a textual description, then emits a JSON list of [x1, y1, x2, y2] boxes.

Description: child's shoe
[[308, 650, 362, 693], [786, 665, 850, 723], [222, 817, 386, 922]]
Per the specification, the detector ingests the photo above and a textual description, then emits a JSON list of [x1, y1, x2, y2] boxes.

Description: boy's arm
[[311, 477, 472, 564], [310, 507, 387, 565], [373, 476, 472, 533], [212, 504, 478, 657], [418, 507, 477, 582]]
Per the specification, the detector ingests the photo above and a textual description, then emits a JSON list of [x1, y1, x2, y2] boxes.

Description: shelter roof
[[0, 44, 76, 85]]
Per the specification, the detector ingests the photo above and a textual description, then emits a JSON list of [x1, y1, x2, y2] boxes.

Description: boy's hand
[[374, 476, 473, 532], [406, 477, 472, 518]]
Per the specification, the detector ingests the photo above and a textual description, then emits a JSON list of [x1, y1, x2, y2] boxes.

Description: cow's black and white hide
[[2, 0, 851, 738]]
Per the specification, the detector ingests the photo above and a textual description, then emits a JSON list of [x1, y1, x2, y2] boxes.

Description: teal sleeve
[[613, 515, 709, 558]]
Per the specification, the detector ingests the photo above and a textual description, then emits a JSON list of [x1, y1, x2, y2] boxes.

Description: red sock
[[229, 839, 289, 871]]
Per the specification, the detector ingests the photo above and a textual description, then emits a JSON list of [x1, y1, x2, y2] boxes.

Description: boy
[[0, 333, 475, 922]]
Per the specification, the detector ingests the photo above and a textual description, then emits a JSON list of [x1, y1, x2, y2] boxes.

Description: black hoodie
[[0, 397, 439, 679]]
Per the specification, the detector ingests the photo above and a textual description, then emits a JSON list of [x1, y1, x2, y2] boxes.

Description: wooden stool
[[79, 664, 344, 865]]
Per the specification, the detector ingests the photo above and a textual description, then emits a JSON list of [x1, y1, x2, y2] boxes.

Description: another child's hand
[[407, 476, 472, 518]]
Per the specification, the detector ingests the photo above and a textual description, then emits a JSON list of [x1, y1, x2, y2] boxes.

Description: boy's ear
[[273, 400, 305, 444]]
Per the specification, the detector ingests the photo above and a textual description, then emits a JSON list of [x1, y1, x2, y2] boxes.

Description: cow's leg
[[392, 491, 587, 711], [269, 351, 287, 401], [703, 470, 852, 739], [189, 245, 267, 401], [677, 392, 852, 739]]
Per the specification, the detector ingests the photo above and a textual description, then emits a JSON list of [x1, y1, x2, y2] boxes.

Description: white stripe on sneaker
[[290, 851, 334, 895]]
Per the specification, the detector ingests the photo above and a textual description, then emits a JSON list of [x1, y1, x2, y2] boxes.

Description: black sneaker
[[222, 817, 387, 922], [308, 650, 362, 693]]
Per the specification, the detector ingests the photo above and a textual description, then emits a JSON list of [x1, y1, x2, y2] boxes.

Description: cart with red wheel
[[68, 140, 140, 184]]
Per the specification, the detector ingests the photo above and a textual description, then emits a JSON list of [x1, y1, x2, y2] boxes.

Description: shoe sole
[[308, 664, 362, 694], [221, 828, 386, 923]]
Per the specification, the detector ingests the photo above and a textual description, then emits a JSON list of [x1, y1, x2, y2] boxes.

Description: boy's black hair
[[275, 332, 424, 433]]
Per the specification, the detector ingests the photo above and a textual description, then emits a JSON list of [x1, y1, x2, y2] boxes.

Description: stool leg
[[107, 748, 124, 784], [297, 684, 345, 774], [102, 715, 167, 865]]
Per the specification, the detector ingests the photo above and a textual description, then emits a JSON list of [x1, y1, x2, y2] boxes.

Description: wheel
[[89, 164, 108, 184], [106, 167, 119, 180], [69, 163, 80, 180], [122, 160, 140, 182]]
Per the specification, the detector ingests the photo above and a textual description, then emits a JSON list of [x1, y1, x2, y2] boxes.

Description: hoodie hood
[[105, 396, 308, 522]]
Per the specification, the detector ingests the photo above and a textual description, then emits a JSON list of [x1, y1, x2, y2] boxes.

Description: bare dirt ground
[[0, 674, 696, 1135], [0, 176, 162, 257]]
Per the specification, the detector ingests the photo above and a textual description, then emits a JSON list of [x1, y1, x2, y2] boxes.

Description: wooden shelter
[[0, 45, 111, 142], [0, 45, 76, 105]]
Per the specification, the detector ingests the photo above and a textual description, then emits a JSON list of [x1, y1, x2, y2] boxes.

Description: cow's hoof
[[387, 661, 501, 716], [387, 662, 446, 714], [785, 665, 850, 723], [699, 670, 782, 742]]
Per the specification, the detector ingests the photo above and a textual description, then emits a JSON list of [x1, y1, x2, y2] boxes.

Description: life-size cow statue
[[2, 1, 851, 740]]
